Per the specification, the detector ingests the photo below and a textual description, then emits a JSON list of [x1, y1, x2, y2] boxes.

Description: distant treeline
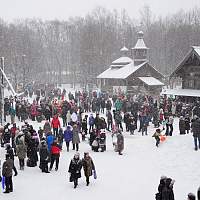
[[0, 6, 200, 86]]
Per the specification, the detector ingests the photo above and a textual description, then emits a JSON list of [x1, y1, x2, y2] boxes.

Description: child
[[152, 129, 161, 147]]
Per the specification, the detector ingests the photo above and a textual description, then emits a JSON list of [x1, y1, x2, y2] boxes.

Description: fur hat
[[160, 176, 167, 180]]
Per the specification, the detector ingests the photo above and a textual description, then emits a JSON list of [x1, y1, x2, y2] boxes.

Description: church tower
[[132, 31, 149, 65]]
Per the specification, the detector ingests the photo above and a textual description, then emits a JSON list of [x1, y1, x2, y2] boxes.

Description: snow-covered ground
[[0, 117, 200, 200], [1, 84, 200, 199]]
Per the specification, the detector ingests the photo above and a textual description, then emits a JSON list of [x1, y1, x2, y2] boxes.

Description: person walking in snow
[[51, 115, 61, 137], [89, 114, 95, 133], [6, 144, 18, 176], [106, 110, 113, 132], [191, 115, 200, 151], [63, 125, 73, 152], [68, 153, 82, 188], [116, 130, 124, 155], [49, 140, 61, 171], [155, 176, 175, 200], [2, 154, 16, 193], [39, 140, 50, 173], [165, 115, 174, 136], [72, 124, 80, 151], [152, 129, 162, 147], [179, 116, 186, 135], [43, 120, 51, 135], [16, 140, 27, 170], [46, 132, 55, 152], [161, 177, 175, 200], [82, 152, 95, 186], [185, 114, 191, 134]]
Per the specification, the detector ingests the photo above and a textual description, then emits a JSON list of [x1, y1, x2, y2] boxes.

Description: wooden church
[[97, 31, 164, 95]]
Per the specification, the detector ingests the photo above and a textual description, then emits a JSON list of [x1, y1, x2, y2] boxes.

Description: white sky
[[0, 0, 199, 22]]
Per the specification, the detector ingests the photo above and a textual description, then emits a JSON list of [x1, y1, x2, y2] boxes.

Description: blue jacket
[[63, 128, 73, 142], [89, 116, 95, 126], [46, 135, 55, 151]]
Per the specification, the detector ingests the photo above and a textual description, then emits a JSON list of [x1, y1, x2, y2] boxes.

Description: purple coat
[[64, 126, 73, 142]]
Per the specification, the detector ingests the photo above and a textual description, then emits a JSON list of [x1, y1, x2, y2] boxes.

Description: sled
[[160, 135, 166, 142]]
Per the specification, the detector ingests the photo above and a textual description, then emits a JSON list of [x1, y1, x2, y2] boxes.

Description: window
[[188, 79, 194, 88]]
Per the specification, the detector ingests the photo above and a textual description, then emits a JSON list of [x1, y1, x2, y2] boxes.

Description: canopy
[[161, 88, 200, 97], [138, 77, 164, 86]]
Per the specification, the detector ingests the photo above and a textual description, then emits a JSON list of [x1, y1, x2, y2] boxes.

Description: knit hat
[[188, 193, 196, 200]]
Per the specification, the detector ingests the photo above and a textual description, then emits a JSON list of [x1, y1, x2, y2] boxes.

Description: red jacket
[[51, 117, 61, 128], [51, 145, 61, 155]]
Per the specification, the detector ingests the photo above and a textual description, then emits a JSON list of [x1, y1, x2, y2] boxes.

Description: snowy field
[[1, 85, 200, 199], [0, 117, 200, 200]]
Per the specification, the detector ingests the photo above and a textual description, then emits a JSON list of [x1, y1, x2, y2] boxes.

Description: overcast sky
[[0, 0, 199, 22]]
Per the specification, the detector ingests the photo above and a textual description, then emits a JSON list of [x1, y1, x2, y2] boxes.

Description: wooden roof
[[170, 46, 200, 77]]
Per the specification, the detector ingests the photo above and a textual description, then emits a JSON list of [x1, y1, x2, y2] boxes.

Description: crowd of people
[[0, 86, 200, 197]]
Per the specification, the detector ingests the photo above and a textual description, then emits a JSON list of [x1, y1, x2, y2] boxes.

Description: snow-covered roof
[[138, 77, 164, 86], [120, 46, 129, 51], [97, 61, 147, 79], [161, 88, 200, 97], [193, 46, 200, 57], [112, 56, 133, 65], [132, 38, 149, 49]]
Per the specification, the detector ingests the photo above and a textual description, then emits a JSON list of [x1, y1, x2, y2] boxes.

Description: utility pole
[[0, 57, 4, 125]]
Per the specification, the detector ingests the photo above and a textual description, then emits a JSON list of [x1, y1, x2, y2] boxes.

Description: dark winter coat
[[68, 158, 82, 180], [3, 129, 11, 144], [27, 138, 38, 162], [82, 156, 95, 177], [72, 127, 80, 144], [117, 133, 124, 151], [179, 119, 185, 134], [115, 113, 122, 124], [184, 117, 190, 131], [94, 117, 102, 130], [6, 146, 15, 160], [39, 143, 49, 161], [2, 159, 14, 177], [107, 111, 113, 123], [161, 178, 174, 200], [191, 119, 200, 137], [106, 101, 112, 110]]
